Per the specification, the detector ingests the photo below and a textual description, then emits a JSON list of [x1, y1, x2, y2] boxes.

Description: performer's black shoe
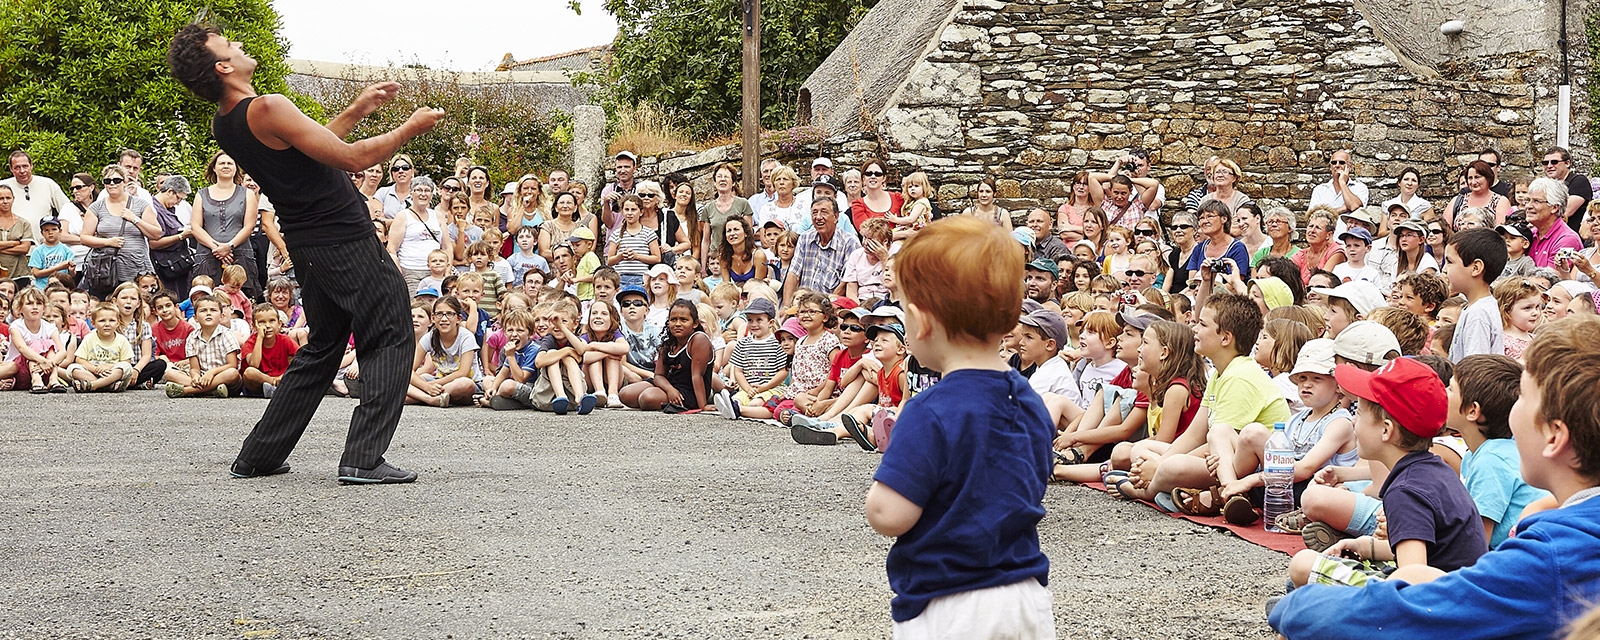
[[337, 461, 417, 485], [230, 459, 291, 478]]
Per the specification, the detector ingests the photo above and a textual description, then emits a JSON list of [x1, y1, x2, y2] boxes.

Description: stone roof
[[497, 44, 613, 73], [799, 0, 962, 137]]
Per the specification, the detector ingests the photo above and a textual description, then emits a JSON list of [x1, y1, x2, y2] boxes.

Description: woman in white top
[[758, 166, 806, 232], [387, 176, 451, 294], [1380, 167, 1432, 220], [1375, 219, 1437, 291]]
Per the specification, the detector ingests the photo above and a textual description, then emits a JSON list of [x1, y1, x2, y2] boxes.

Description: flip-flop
[[48, 384, 68, 393], [840, 415, 877, 452], [70, 379, 90, 393], [29, 386, 49, 395], [790, 424, 839, 446], [1153, 491, 1180, 513], [1108, 475, 1140, 500]]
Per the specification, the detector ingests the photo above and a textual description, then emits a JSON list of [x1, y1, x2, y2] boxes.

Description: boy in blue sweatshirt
[[1271, 315, 1600, 639], [865, 216, 1055, 638]]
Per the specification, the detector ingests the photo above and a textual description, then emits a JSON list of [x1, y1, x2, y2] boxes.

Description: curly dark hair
[[167, 24, 225, 102]]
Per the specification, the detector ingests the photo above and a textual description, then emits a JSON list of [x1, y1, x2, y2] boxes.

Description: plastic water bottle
[[1263, 422, 1296, 533]]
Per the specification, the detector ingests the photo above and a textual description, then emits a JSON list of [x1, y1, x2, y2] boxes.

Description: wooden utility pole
[[740, 0, 761, 196]]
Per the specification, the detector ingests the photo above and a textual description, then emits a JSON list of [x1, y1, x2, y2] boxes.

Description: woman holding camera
[[1181, 200, 1251, 292]]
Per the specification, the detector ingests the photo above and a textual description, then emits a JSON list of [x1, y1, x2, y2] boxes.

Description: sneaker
[[713, 389, 737, 420], [577, 394, 598, 415], [788, 414, 819, 429], [607, 394, 622, 409], [790, 424, 839, 445], [337, 461, 418, 485], [166, 381, 184, 398], [262, 382, 276, 399], [1301, 521, 1353, 552], [552, 397, 570, 415], [212, 384, 229, 398]]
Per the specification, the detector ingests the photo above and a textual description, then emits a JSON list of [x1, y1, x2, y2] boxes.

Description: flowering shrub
[[760, 126, 829, 155]]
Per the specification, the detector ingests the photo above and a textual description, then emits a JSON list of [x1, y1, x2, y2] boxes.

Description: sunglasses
[[1427, 228, 1444, 235], [71, 184, 90, 190], [103, 177, 125, 185], [440, 184, 460, 192], [618, 299, 648, 308], [1124, 270, 1147, 278], [1543, 159, 1566, 166], [840, 323, 865, 333], [391, 164, 413, 172], [1170, 224, 1194, 230], [1134, 229, 1156, 237], [1330, 160, 1348, 166], [863, 170, 885, 177]]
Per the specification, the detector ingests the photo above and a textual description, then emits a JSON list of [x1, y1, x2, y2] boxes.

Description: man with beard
[[1025, 258, 1061, 311]]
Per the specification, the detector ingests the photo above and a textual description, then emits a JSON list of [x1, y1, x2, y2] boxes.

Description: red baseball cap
[[833, 296, 860, 310], [1333, 358, 1446, 438]]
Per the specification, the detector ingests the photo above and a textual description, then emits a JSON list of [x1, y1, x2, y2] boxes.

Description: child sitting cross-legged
[[712, 297, 790, 421], [407, 296, 481, 408], [1270, 315, 1600, 639], [482, 308, 543, 411], [1283, 357, 1486, 591], [1017, 307, 1083, 426], [69, 303, 138, 393], [1212, 338, 1357, 526], [165, 295, 240, 398], [240, 303, 299, 399], [532, 299, 598, 415], [791, 321, 908, 451], [1081, 318, 1208, 490], [1446, 354, 1550, 548], [863, 216, 1054, 635], [1051, 310, 1145, 467]]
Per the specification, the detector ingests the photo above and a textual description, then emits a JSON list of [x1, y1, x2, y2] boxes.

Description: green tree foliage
[[0, 0, 310, 183], [579, 0, 874, 137], [304, 73, 572, 188]]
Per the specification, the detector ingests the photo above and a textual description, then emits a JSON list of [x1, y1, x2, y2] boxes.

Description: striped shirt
[[729, 335, 789, 386], [185, 325, 240, 372], [792, 229, 861, 295], [614, 226, 656, 277]]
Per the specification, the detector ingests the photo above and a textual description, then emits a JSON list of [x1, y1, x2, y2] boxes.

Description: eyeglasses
[[840, 323, 865, 332], [1124, 270, 1147, 278], [392, 164, 413, 172], [1543, 159, 1566, 166], [432, 311, 462, 318], [103, 177, 125, 185], [863, 170, 885, 177], [1330, 160, 1348, 166], [618, 299, 648, 308], [1198, 214, 1223, 221], [797, 309, 824, 316]]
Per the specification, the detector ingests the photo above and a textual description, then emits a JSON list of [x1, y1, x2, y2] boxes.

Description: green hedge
[[0, 0, 310, 183]]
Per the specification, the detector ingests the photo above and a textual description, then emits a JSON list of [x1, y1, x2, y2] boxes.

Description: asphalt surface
[[1, 391, 1284, 639]]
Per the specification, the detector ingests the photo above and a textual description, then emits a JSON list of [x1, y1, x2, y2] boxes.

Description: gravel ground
[[1, 391, 1283, 639]]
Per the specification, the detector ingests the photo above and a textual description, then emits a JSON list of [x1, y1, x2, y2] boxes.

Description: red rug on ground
[[1081, 482, 1307, 555]]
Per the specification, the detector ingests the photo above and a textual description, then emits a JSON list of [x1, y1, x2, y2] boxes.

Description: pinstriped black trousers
[[234, 235, 412, 470]]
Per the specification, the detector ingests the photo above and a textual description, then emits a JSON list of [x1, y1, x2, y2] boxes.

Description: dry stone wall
[[871, 0, 1591, 217]]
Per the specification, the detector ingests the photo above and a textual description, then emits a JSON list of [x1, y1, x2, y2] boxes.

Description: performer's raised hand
[[403, 106, 446, 137], [354, 81, 402, 116]]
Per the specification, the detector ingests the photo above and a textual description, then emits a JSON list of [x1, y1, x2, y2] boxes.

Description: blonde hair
[[741, 280, 778, 306], [770, 166, 799, 191], [1492, 276, 1542, 327], [222, 264, 247, 286], [709, 281, 741, 304], [901, 171, 934, 201], [1061, 291, 1094, 315]]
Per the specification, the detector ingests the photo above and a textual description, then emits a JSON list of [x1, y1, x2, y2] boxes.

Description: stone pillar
[[571, 105, 606, 208]]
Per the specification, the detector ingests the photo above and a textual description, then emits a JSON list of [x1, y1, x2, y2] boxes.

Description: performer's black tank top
[[212, 96, 372, 247]]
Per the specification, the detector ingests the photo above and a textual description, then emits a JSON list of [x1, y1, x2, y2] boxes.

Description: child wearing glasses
[[407, 296, 480, 408]]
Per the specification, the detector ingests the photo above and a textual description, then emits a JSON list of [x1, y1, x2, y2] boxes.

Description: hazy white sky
[[273, 0, 619, 71]]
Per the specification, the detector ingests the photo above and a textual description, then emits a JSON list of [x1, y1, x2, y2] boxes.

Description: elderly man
[[783, 191, 861, 307], [1526, 177, 1584, 268], [746, 158, 780, 215], [1308, 150, 1368, 214], [1, 151, 72, 235], [1026, 208, 1069, 261], [1542, 146, 1593, 233]]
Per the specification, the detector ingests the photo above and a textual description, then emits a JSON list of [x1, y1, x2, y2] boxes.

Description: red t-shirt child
[[827, 347, 865, 390], [151, 319, 194, 362], [241, 333, 299, 377]]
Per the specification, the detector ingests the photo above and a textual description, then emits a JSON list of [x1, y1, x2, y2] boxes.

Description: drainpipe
[[1558, 0, 1571, 147]]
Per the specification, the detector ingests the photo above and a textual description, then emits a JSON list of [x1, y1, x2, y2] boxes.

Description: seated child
[[417, 249, 452, 296], [466, 241, 506, 317], [506, 226, 550, 292], [616, 285, 661, 383], [843, 218, 893, 304], [1078, 318, 1207, 488], [482, 308, 544, 410], [2, 288, 64, 392], [165, 295, 240, 397], [578, 299, 629, 407], [791, 321, 908, 452], [217, 265, 251, 316], [67, 303, 136, 392], [454, 272, 495, 345], [1054, 310, 1156, 472], [532, 299, 598, 415], [241, 303, 299, 398], [713, 297, 790, 420], [862, 217, 1054, 636], [1448, 354, 1550, 548], [1285, 357, 1486, 589], [150, 290, 194, 384], [406, 296, 481, 407], [790, 309, 867, 422], [1270, 315, 1600, 639]]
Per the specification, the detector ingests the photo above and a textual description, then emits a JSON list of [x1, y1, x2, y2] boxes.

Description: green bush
[[0, 0, 308, 183], [306, 72, 573, 187]]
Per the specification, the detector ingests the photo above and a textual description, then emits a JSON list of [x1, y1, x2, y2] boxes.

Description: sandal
[[1107, 474, 1140, 500], [1171, 486, 1225, 517], [1222, 494, 1262, 525], [29, 384, 49, 395], [1054, 447, 1085, 466], [72, 379, 92, 393], [472, 393, 490, 408], [1273, 509, 1311, 534], [49, 383, 68, 394], [111, 378, 129, 393]]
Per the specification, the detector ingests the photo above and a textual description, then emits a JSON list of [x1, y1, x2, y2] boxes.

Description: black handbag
[[82, 216, 126, 292], [152, 249, 195, 281]]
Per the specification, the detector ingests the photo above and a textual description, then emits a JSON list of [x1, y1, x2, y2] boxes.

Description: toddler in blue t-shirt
[[865, 217, 1055, 637]]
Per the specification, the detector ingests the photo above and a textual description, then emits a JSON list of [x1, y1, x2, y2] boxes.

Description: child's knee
[[1239, 422, 1271, 448], [1288, 549, 1319, 585]]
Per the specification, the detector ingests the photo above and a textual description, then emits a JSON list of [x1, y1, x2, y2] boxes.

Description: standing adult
[[1056, 171, 1093, 235], [665, 181, 701, 261], [1308, 150, 1367, 215], [2, 151, 72, 235], [0, 185, 33, 281], [504, 174, 548, 242], [1443, 160, 1511, 229], [1477, 149, 1513, 198], [746, 158, 780, 216], [1025, 208, 1070, 262], [1252, 207, 1300, 267], [1525, 177, 1584, 268], [699, 163, 754, 260], [849, 158, 903, 233], [795, 157, 850, 218], [148, 176, 197, 296], [1199, 158, 1252, 213], [1380, 167, 1432, 222], [168, 23, 441, 483], [94, 150, 149, 205], [191, 151, 261, 299], [600, 151, 640, 239], [58, 173, 97, 265], [1086, 169, 1158, 229], [842, 169, 863, 205], [1232, 202, 1269, 258], [546, 169, 571, 196], [464, 165, 495, 213], [386, 176, 449, 294], [636, 181, 675, 265], [782, 197, 861, 307], [371, 154, 415, 218], [1183, 200, 1251, 287], [357, 165, 383, 200], [1542, 146, 1593, 234], [960, 178, 1009, 230], [1182, 155, 1221, 212], [81, 165, 159, 298], [1116, 147, 1166, 216]]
